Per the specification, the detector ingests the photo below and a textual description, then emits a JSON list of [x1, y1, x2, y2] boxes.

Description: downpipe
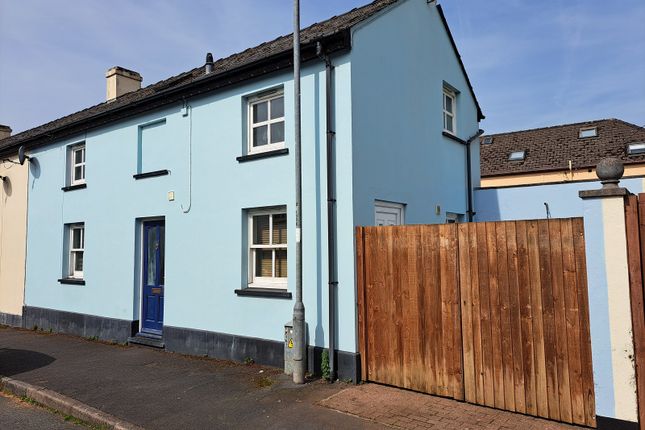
[[317, 42, 337, 382], [466, 129, 484, 222]]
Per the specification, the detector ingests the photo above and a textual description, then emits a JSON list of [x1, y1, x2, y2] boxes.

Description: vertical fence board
[[496, 222, 516, 411], [469, 224, 485, 405], [459, 224, 475, 403], [487, 222, 506, 409], [477, 222, 495, 407], [538, 220, 560, 421], [561, 219, 585, 425], [572, 218, 596, 427], [355, 227, 368, 382], [528, 220, 549, 418], [506, 221, 527, 414], [549, 220, 573, 423]]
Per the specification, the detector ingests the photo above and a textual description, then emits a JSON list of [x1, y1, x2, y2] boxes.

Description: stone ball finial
[[596, 157, 624, 188]]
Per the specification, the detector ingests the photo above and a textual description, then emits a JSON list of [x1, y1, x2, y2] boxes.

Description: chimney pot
[[0, 124, 12, 140], [106, 66, 142, 101]]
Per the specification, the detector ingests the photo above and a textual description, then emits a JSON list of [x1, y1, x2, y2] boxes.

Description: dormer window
[[627, 142, 645, 156], [509, 151, 525, 162], [579, 127, 597, 138]]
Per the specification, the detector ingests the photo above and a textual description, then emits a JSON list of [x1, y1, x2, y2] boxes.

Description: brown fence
[[356, 219, 595, 427], [624, 195, 645, 430]]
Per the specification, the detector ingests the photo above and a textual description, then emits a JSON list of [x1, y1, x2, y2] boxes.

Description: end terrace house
[[0, 0, 483, 380]]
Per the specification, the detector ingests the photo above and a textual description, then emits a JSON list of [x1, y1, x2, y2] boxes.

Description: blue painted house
[[0, 0, 483, 380]]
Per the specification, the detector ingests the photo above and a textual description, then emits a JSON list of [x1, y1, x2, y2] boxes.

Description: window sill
[[133, 169, 170, 180], [236, 148, 289, 163], [442, 131, 466, 145], [234, 287, 292, 299], [61, 183, 87, 192], [58, 278, 85, 285]]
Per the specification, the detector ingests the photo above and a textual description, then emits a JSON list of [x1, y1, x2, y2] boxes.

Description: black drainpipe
[[466, 129, 484, 222], [317, 41, 337, 382]]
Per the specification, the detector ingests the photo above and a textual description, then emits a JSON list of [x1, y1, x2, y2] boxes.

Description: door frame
[[137, 216, 165, 336]]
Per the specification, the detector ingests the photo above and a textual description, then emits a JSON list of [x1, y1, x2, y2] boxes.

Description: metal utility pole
[[292, 0, 306, 385]]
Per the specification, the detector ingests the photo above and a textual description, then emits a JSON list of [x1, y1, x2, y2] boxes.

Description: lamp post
[[291, 0, 306, 385]]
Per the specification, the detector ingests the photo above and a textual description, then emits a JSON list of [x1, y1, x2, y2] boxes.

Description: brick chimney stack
[[0, 124, 12, 140]]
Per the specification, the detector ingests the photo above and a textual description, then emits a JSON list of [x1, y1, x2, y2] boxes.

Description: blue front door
[[142, 221, 165, 335]]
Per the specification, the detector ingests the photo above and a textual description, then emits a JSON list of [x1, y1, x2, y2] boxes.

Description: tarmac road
[[0, 391, 81, 430]]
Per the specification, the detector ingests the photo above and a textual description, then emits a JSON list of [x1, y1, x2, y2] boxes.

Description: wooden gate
[[356, 219, 596, 427]]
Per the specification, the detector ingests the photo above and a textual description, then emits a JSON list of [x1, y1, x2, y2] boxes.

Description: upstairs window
[[248, 208, 287, 288], [69, 144, 86, 186], [67, 223, 85, 279], [579, 127, 597, 138], [248, 92, 285, 154], [443, 88, 456, 135]]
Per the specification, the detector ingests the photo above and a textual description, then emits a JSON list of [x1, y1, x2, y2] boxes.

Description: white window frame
[[248, 208, 287, 289], [443, 88, 456, 135], [374, 201, 405, 226], [247, 91, 285, 155], [69, 144, 86, 186], [68, 223, 85, 279]]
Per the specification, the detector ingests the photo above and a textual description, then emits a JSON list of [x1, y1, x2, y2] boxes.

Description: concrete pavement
[[0, 391, 82, 430]]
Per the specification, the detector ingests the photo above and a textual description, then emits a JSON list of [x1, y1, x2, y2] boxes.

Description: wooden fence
[[356, 219, 595, 427]]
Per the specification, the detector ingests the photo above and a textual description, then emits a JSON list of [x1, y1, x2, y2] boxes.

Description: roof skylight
[[579, 127, 597, 138], [482, 136, 493, 144], [508, 151, 525, 162], [627, 142, 645, 156]]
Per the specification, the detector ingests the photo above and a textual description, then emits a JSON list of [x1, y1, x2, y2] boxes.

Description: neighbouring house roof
[[0, 0, 484, 155], [480, 119, 645, 177]]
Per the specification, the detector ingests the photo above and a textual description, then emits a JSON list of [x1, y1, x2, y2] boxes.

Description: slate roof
[[0, 0, 400, 153], [480, 119, 645, 177], [0, 0, 484, 155]]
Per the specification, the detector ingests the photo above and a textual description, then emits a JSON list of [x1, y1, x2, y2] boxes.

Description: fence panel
[[356, 218, 595, 426]]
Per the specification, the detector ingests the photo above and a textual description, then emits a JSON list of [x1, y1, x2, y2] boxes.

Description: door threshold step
[[127, 335, 165, 349]]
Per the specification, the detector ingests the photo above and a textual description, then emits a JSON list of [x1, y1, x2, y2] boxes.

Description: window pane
[[74, 166, 83, 181], [270, 122, 284, 144], [444, 94, 453, 113], [275, 250, 287, 277], [255, 250, 272, 277], [270, 97, 284, 119], [75, 148, 84, 164], [272, 213, 287, 244], [252, 125, 268, 147], [445, 115, 454, 132], [253, 215, 270, 245], [253, 101, 268, 123], [72, 228, 83, 249], [147, 228, 157, 286], [74, 251, 84, 272]]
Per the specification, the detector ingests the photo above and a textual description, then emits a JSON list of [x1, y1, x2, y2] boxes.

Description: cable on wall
[[181, 102, 193, 214]]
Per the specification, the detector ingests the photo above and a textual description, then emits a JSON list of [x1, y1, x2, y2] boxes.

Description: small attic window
[[627, 142, 645, 156], [579, 127, 597, 138], [509, 151, 525, 162], [482, 136, 493, 145]]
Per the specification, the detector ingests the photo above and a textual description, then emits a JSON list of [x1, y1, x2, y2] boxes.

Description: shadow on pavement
[[0, 348, 56, 377]]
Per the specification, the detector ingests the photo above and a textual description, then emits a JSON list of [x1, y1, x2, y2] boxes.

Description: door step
[[127, 334, 165, 349]]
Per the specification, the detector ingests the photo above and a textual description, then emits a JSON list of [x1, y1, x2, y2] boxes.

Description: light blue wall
[[24, 0, 478, 357], [475, 177, 645, 221], [350, 0, 480, 227], [25, 56, 358, 352]]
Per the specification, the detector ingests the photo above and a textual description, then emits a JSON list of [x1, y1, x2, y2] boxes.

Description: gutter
[[317, 42, 338, 382]]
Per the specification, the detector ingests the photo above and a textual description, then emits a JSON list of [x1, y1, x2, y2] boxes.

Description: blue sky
[[0, 0, 643, 135]]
